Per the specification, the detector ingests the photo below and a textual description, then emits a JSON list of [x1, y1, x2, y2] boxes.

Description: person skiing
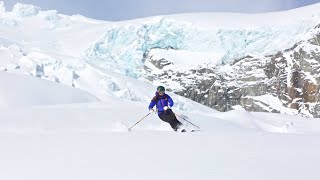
[[148, 86, 185, 132]]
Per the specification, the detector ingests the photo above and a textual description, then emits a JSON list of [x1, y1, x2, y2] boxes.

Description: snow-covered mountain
[[1, 2, 320, 180], [1, 2, 320, 117]]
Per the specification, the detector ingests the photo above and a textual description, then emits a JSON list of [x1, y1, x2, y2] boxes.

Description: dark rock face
[[143, 24, 320, 118]]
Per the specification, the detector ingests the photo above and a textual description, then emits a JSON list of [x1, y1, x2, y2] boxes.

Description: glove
[[164, 106, 169, 110], [149, 109, 154, 113]]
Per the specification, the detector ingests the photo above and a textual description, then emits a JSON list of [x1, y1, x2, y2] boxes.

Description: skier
[[148, 86, 185, 132]]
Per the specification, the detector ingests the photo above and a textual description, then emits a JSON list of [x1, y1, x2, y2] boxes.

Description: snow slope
[[1, 75, 320, 180], [1, 128, 320, 180], [0, 71, 98, 107], [1, 2, 320, 180]]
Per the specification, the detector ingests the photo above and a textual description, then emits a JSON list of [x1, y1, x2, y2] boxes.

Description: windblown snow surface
[[1, 2, 320, 180]]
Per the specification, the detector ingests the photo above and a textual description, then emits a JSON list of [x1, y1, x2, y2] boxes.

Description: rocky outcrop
[[143, 24, 320, 118]]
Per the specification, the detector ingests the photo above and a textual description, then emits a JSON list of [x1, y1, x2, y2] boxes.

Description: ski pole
[[128, 112, 151, 131], [175, 113, 201, 129]]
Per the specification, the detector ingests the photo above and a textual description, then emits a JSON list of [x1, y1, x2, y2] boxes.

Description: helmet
[[157, 86, 165, 92]]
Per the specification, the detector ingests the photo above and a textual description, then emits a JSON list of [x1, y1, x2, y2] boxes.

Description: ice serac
[[11, 3, 41, 17], [0, 1, 5, 16], [85, 18, 194, 78]]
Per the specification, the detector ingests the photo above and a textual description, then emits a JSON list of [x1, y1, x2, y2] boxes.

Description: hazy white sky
[[3, 0, 320, 21]]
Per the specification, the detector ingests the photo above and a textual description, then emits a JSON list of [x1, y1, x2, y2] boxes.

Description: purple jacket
[[148, 92, 174, 115]]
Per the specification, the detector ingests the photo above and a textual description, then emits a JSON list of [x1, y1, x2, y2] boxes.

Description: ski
[[178, 129, 201, 132]]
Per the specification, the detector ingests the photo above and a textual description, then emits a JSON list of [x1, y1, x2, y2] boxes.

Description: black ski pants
[[158, 109, 182, 130]]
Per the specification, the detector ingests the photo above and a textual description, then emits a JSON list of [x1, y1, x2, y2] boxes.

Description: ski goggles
[[158, 90, 165, 95]]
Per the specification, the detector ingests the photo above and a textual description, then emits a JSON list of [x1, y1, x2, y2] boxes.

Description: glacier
[[85, 8, 320, 78]]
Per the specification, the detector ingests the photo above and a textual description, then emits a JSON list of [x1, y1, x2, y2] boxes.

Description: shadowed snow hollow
[[0, 72, 99, 106]]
